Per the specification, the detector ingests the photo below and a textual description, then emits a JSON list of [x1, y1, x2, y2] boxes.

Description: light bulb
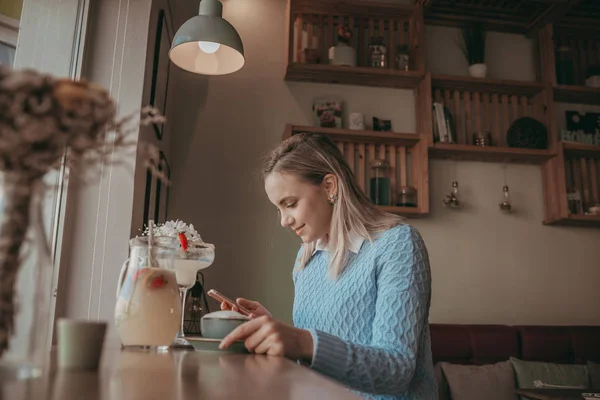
[[197, 41, 220, 54]]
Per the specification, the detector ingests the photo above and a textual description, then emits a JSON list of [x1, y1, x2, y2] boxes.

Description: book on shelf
[[432, 102, 455, 144]]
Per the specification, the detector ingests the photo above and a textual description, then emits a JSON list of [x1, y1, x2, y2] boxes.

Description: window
[[0, 13, 18, 67]]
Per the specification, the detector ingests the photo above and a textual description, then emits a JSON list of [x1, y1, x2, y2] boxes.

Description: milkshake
[[115, 267, 181, 348]]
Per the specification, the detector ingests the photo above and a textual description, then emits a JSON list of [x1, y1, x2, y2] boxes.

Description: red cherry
[[178, 232, 188, 252], [150, 275, 167, 289]]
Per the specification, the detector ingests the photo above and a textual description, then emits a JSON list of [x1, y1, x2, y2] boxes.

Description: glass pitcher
[[115, 236, 181, 351]]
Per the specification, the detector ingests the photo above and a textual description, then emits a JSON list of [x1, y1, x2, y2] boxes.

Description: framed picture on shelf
[[154, 151, 171, 223], [142, 152, 171, 229], [149, 9, 172, 140], [142, 167, 156, 230]]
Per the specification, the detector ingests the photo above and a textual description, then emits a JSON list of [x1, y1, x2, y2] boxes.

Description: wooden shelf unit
[[546, 26, 600, 105], [282, 125, 429, 216], [418, 0, 600, 35], [378, 206, 423, 216], [539, 24, 600, 227], [544, 214, 600, 228], [285, 64, 423, 89], [554, 85, 600, 106], [431, 75, 546, 97], [282, 1, 600, 227], [429, 143, 553, 165], [285, 0, 425, 89], [428, 74, 553, 161], [562, 142, 600, 158], [283, 125, 420, 146]]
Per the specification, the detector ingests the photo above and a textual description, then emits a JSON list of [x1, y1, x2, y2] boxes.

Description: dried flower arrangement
[[336, 25, 352, 45], [0, 65, 164, 356]]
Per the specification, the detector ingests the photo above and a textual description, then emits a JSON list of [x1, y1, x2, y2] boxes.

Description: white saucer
[[186, 337, 248, 354]]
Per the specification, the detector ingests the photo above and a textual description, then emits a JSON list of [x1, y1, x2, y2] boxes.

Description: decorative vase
[[0, 173, 53, 380], [468, 63, 487, 78], [328, 43, 356, 67]]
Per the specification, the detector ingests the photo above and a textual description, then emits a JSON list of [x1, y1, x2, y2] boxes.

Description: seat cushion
[[510, 357, 589, 389], [434, 363, 451, 400], [588, 361, 600, 391], [440, 361, 518, 400]]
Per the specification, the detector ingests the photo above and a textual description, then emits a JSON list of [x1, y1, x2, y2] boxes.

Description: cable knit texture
[[293, 224, 437, 400]]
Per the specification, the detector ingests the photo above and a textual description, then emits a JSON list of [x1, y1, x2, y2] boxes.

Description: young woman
[[219, 132, 437, 399]]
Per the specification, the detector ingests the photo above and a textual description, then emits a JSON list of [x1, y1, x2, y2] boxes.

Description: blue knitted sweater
[[293, 224, 437, 400]]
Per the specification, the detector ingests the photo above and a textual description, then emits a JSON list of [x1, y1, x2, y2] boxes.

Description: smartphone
[[207, 289, 252, 317]]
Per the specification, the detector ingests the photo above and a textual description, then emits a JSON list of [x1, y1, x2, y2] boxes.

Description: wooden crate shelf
[[429, 143, 553, 164], [430, 74, 549, 147], [377, 205, 423, 216], [554, 85, 600, 105], [283, 124, 429, 216], [550, 29, 600, 106], [283, 125, 420, 146], [432, 75, 546, 97], [419, 0, 600, 35], [539, 24, 600, 227], [282, 1, 600, 227], [544, 214, 600, 227], [562, 142, 600, 158], [286, 0, 425, 89], [557, 0, 600, 34], [285, 64, 424, 89], [563, 144, 600, 215]]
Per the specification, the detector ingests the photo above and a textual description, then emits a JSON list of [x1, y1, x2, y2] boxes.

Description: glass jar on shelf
[[395, 44, 410, 71], [368, 36, 387, 68], [396, 186, 417, 207], [369, 159, 391, 206]]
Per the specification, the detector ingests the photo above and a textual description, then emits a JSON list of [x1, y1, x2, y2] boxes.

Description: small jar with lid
[[368, 36, 387, 68], [369, 159, 391, 206], [395, 44, 410, 71], [396, 186, 417, 207]]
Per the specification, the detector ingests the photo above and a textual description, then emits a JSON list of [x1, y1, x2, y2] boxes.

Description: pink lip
[[295, 225, 305, 235]]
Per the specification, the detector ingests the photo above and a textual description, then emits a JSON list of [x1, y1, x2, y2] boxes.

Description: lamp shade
[[169, 0, 245, 75]]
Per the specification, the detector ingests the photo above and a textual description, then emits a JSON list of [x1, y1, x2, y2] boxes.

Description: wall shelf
[[432, 74, 545, 97], [377, 206, 423, 217], [429, 143, 553, 165], [562, 142, 600, 158], [282, 124, 429, 217], [544, 214, 600, 228], [285, 64, 424, 90], [419, 0, 600, 35], [284, 1, 600, 227], [554, 85, 600, 106], [283, 125, 421, 146], [429, 74, 550, 148], [286, 0, 425, 89]]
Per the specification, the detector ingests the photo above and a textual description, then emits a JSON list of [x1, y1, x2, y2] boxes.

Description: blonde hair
[[262, 132, 405, 278]]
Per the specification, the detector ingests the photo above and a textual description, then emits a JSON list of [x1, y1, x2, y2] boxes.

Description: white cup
[[349, 113, 365, 130], [58, 319, 107, 370]]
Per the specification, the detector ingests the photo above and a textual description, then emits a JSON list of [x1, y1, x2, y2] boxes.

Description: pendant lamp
[[169, 0, 245, 75]]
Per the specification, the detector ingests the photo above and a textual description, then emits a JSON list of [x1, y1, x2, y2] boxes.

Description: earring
[[328, 193, 338, 205]]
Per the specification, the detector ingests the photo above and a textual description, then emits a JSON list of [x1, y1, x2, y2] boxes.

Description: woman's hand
[[220, 298, 272, 319], [219, 316, 314, 363]]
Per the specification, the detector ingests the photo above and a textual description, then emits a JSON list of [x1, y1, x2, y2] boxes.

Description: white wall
[[168, 0, 600, 326]]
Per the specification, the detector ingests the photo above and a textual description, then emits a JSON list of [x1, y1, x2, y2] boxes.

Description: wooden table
[[2, 346, 362, 399], [516, 388, 592, 400]]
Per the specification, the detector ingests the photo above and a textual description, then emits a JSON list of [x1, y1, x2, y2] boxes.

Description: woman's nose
[[280, 213, 294, 228]]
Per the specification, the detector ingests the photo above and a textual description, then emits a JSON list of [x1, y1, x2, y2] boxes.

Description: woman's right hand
[[220, 298, 272, 319]]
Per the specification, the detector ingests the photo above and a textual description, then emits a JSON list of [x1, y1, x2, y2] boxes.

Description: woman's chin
[[299, 233, 313, 243]]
